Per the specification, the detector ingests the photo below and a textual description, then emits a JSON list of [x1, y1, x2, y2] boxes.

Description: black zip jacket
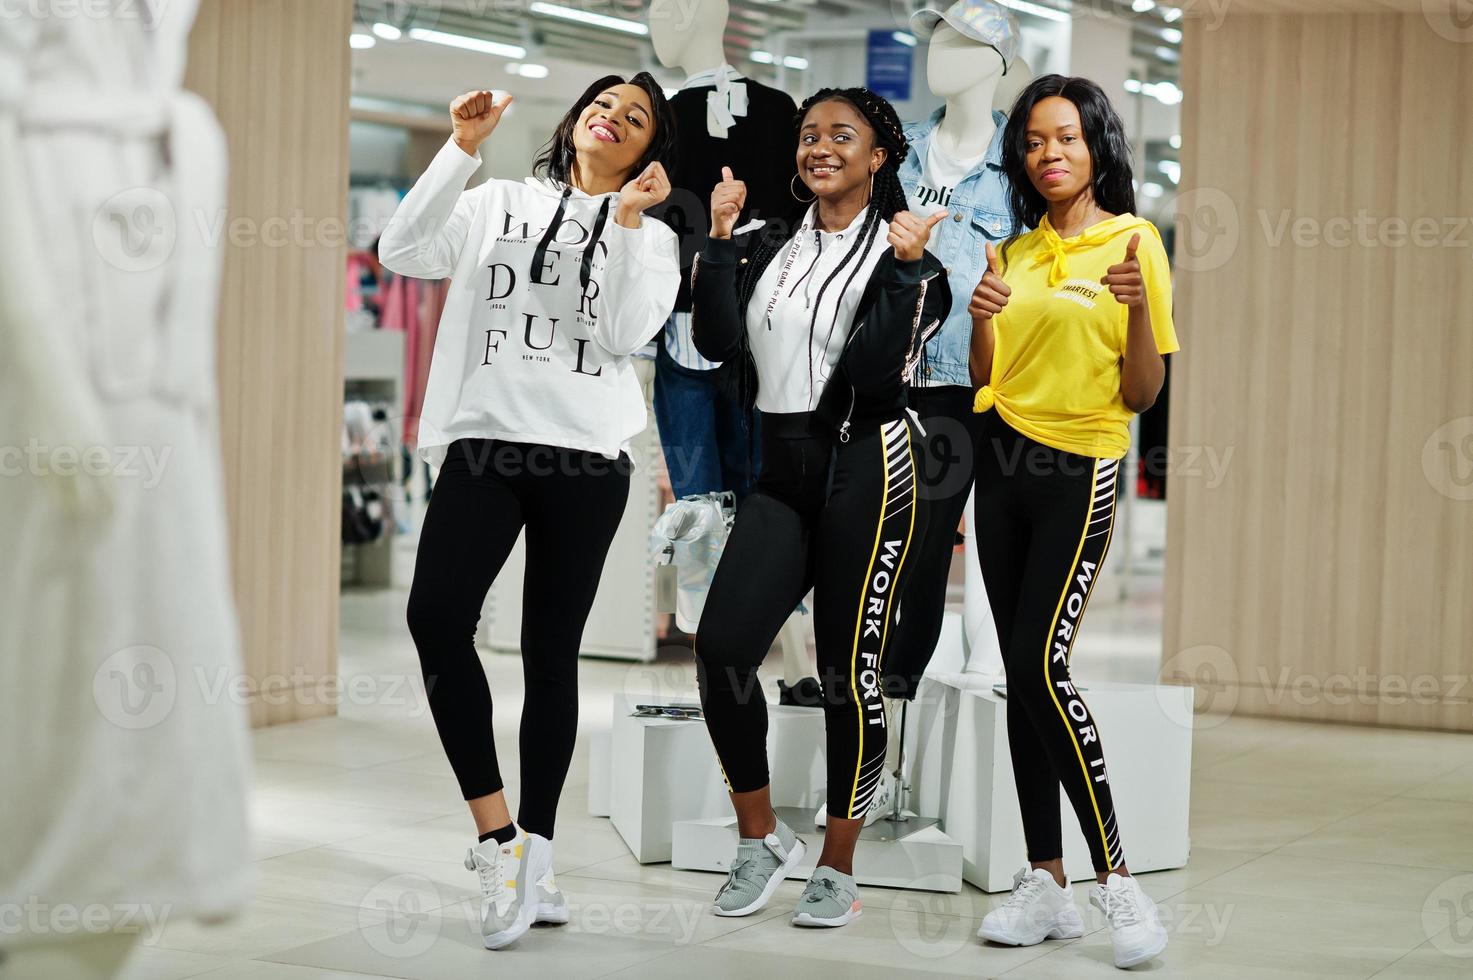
[[690, 226, 952, 443]]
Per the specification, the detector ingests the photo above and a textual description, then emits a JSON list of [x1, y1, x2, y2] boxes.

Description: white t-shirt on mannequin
[[908, 141, 987, 220]]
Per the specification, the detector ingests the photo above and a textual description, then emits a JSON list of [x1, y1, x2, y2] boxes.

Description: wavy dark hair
[[732, 86, 912, 406], [998, 74, 1136, 268], [531, 72, 678, 188]]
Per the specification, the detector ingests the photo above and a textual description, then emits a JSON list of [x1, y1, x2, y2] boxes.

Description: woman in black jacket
[[689, 86, 951, 929]]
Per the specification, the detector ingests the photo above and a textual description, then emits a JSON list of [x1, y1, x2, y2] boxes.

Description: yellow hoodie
[[975, 212, 1179, 460]]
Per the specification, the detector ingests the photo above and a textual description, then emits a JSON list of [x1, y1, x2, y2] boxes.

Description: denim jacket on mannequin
[[899, 107, 1017, 387]]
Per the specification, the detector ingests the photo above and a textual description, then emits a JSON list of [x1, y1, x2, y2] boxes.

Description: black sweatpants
[[406, 438, 631, 839], [883, 384, 985, 700], [972, 412, 1126, 874], [694, 412, 924, 821]]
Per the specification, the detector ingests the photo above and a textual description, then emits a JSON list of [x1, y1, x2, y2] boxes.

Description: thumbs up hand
[[887, 210, 948, 263], [968, 241, 1011, 321], [709, 166, 748, 240], [1102, 232, 1144, 308]]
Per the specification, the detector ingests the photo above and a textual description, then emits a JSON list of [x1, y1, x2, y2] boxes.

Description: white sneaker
[[978, 866, 1085, 946], [535, 860, 569, 925], [464, 829, 551, 949], [1090, 873, 1168, 968], [815, 768, 897, 828]]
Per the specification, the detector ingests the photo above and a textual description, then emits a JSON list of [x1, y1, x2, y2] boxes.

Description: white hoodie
[[379, 138, 680, 467]]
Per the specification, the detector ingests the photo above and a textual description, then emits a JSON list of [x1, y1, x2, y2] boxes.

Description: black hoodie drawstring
[[530, 185, 613, 294], [581, 197, 612, 292]]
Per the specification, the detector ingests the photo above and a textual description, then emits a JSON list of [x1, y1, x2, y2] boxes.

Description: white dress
[[0, 0, 253, 941]]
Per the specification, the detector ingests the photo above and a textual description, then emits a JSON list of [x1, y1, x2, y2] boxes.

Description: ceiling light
[[505, 62, 550, 79], [783, 55, 809, 70], [371, 22, 400, 41], [1156, 45, 1178, 61], [407, 27, 526, 60], [1133, 0, 1155, 11], [1169, 133, 1182, 149], [750, 50, 775, 64], [997, 0, 1070, 22], [349, 32, 375, 49], [1124, 78, 1143, 92], [1162, 6, 1183, 22], [1162, 27, 1182, 43], [528, 2, 648, 36], [1143, 182, 1164, 198], [893, 31, 916, 47]]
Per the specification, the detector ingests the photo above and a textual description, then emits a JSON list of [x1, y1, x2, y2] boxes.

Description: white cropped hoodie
[[379, 138, 680, 467]]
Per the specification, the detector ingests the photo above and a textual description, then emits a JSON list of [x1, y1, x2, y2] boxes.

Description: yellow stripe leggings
[[694, 412, 923, 821], [973, 412, 1127, 873]]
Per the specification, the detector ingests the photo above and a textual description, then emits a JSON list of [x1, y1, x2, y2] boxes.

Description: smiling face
[[1025, 95, 1095, 204], [572, 83, 656, 177], [796, 98, 886, 202]]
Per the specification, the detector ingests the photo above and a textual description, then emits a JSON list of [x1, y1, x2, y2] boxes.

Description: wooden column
[[185, 0, 353, 726]]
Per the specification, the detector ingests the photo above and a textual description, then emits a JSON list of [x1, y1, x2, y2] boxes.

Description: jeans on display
[[653, 336, 759, 501]]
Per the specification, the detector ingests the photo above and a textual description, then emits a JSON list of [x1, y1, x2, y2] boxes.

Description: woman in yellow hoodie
[[965, 75, 1178, 970]]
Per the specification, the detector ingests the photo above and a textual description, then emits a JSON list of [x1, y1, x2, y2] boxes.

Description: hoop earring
[[790, 173, 816, 203]]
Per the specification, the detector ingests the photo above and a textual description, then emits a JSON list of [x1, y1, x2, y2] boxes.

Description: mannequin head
[[648, 0, 730, 75], [927, 23, 1005, 100]]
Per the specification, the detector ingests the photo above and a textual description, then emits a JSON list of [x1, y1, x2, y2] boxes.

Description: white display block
[[587, 728, 611, 817], [905, 673, 1193, 892], [672, 812, 963, 893], [479, 425, 661, 662], [607, 693, 827, 864]]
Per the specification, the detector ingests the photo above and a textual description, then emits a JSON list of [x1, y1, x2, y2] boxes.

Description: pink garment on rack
[[345, 252, 373, 311], [378, 272, 421, 334]]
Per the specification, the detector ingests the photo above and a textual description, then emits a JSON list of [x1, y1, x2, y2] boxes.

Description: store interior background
[[141, 0, 1473, 976]]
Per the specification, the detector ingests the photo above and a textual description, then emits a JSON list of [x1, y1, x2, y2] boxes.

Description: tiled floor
[[107, 514, 1473, 979]]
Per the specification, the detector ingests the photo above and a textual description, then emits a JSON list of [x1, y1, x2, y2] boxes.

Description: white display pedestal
[[607, 694, 828, 864], [904, 672, 1193, 892]]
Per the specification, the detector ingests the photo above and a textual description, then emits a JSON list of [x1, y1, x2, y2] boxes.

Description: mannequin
[[647, 0, 812, 693], [887, 0, 1022, 707], [0, 2, 252, 975]]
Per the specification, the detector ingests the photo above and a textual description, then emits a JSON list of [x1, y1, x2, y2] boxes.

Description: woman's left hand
[[616, 162, 672, 225], [888, 210, 948, 263], [1102, 233, 1145, 308]]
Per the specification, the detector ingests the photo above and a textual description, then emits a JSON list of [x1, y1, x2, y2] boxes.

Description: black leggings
[[694, 412, 924, 820], [884, 384, 984, 700], [972, 413, 1126, 874], [406, 438, 631, 839]]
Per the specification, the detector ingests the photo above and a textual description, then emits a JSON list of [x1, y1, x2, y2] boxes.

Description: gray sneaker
[[465, 830, 551, 949], [792, 866, 862, 927], [712, 817, 806, 917], [535, 864, 569, 925]]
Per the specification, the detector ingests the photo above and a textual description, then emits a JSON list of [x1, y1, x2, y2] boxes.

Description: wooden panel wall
[[185, 0, 353, 726], [1164, 13, 1473, 729]]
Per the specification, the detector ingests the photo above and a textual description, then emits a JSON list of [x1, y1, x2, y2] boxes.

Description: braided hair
[[732, 87, 913, 411]]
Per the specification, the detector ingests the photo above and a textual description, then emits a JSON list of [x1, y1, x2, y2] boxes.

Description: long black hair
[[733, 86, 912, 404], [531, 72, 678, 188], [998, 74, 1136, 267]]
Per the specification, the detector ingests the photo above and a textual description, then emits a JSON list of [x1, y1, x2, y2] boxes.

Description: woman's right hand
[[969, 241, 1011, 320], [710, 166, 747, 240], [450, 90, 514, 157]]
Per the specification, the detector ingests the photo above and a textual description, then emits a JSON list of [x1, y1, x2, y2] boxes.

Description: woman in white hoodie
[[378, 74, 679, 951]]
